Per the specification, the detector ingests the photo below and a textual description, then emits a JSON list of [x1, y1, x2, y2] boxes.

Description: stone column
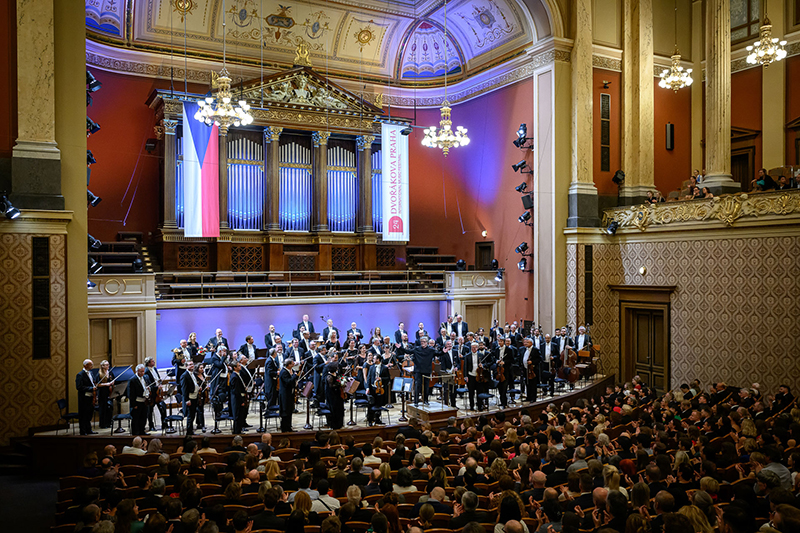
[[162, 119, 178, 228], [620, 0, 655, 205], [219, 131, 229, 229], [356, 135, 375, 233], [567, 0, 599, 227], [263, 126, 283, 231], [704, 0, 740, 194], [11, 0, 63, 209], [690, 0, 704, 172], [312, 131, 331, 232]]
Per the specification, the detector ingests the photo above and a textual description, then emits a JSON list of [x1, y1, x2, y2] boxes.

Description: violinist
[[279, 359, 299, 432], [367, 337, 382, 359], [181, 361, 200, 436], [144, 357, 166, 432], [519, 337, 540, 403], [187, 332, 202, 363], [440, 340, 459, 408], [172, 339, 191, 382], [209, 346, 229, 398], [324, 351, 345, 429], [367, 353, 390, 426], [352, 344, 368, 390], [238, 354, 255, 428], [75, 359, 96, 435], [193, 362, 208, 432], [540, 334, 556, 396], [230, 361, 248, 434], [128, 364, 150, 435], [494, 336, 517, 408], [310, 341, 326, 407], [96, 360, 115, 429], [464, 342, 493, 411], [264, 347, 280, 408]]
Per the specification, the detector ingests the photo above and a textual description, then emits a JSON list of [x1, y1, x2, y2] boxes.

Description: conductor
[[396, 336, 437, 406]]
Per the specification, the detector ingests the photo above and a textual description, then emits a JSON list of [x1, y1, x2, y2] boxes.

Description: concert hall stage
[[31, 375, 613, 476]]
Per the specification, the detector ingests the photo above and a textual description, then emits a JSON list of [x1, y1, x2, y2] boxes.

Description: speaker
[[666, 123, 674, 151], [521, 193, 533, 210]]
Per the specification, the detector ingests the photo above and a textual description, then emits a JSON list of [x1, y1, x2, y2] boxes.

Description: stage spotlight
[[490, 259, 499, 269], [86, 117, 101, 135], [517, 258, 527, 271], [88, 234, 102, 249], [494, 268, 505, 282], [517, 123, 527, 139], [87, 190, 102, 207], [605, 220, 620, 235], [132, 258, 144, 273], [88, 256, 103, 275], [86, 92, 92, 107], [518, 210, 531, 223], [513, 123, 532, 148], [515, 242, 528, 254], [87, 150, 96, 165], [515, 182, 527, 193], [87, 279, 97, 289], [0, 194, 21, 220], [456, 259, 467, 271], [400, 127, 413, 136], [512, 160, 528, 172], [612, 170, 625, 185], [86, 70, 102, 92]]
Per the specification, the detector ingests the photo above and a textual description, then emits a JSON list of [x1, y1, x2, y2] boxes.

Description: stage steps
[[407, 246, 458, 271]]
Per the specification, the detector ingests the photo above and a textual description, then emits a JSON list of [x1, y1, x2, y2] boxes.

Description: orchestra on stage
[[75, 316, 599, 436]]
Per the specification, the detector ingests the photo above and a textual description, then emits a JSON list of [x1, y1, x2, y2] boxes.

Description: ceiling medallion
[[171, 0, 196, 22], [355, 24, 376, 50]]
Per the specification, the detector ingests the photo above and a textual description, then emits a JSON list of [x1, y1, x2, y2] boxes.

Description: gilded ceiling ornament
[[227, 0, 259, 28], [302, 11, 330, 40], [354, 23, 377, 50], [171, 0, 196, 23], [293, 39, 313, 67]]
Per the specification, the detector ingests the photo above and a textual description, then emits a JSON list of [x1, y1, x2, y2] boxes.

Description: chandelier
[[194, 0, 253, 134], [746, 13, 787, 67], [658, 47, 693, 92], [658, 1, 692, 92], [421, 0, 469, 156]]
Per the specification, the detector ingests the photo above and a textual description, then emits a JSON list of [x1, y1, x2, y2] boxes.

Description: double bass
[[456, 352, 466, 387], [558, 346, 579, 383]]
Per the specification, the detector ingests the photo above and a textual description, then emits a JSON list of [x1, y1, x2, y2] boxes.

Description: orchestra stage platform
[[31, 375, 613, 476]]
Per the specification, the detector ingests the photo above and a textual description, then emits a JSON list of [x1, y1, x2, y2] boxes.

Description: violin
[[527, 360, 537, 380], [496, 359, 506, 382], [475, 351, 489, 383], [375, 376, 384, 396]]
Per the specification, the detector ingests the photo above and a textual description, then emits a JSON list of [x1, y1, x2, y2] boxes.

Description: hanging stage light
[[515, 242, 529, 254], [86, 70, 102, 92], [518, 211, 531, 224], [456, 259, 467, 271], [605, 220, 620, 236], [612, 170, 625, 185], [400, 127, 413, 136], [494, 268, 505, 282], [517, 258, 527, 271], [512, 160, 527, 172], [513, 123, 532, 149], [88, 256, 103, 275], [515, 182, 527, 193], [0, 194, 21, 220], [88, 234, 102, 250], [87, 190, 102, 207], [86, 117, 101, 136], [490, 259, 499, 269]]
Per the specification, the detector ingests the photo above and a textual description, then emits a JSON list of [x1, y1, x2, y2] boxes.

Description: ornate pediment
[[239, 67, 384, 115]]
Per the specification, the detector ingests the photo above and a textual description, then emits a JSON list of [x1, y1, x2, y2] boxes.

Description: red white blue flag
[[182, 101, 220, 238]]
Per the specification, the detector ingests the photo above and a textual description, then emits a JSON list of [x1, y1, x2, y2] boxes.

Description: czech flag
[[182, 101, 220, 238]]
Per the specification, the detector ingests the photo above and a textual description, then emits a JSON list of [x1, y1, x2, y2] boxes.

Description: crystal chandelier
[[422, 0, 469, 157], [658, 1, 692, 92], [658, 46, 693, 92], [746, 8, 787, 67], [194, 0, 253, 134]]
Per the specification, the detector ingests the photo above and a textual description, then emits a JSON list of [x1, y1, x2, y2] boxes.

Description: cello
[[558, 346, 579, 383]]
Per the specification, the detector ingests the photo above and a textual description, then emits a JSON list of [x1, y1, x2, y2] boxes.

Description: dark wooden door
[[475, 242, 494, 270], [731, 148, 754, 192], [631, 308, 667, 391]]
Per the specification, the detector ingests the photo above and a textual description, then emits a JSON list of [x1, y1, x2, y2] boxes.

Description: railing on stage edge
[[155, 270, 448, 300]]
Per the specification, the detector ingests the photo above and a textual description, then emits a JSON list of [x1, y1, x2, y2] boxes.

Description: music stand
[[109, 366, 135, 434], [392, 377, 413, 422]]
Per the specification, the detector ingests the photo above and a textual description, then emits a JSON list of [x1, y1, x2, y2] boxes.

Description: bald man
[[76, 359, 97, 435], [522, 470, 547, 502]]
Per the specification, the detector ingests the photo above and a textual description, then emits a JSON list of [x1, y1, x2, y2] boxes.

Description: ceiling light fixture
[[746, 0, 787, 67], [658, 0, 692, 92]]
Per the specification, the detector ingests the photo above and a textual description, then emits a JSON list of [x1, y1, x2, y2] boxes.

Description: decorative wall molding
[[592, 55, 621, 72], [0, 210, 73, 235], [601, 190, 800, 231]]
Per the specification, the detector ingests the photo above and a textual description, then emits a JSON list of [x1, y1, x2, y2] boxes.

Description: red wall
[[86, 70, 207, 242], [393, 80, 536, 320], [653, 77, 692, 195], [731, 67, 763, 176], [786, 55, 800, 165], [592, 70, 621, 196], [0, 0, 17, 158]]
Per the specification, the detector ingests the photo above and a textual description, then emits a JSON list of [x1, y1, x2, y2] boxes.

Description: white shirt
[[137, 375, 149, 402], [84, 369, 95, 396], [559, 336, 566, 352], [292, 347, 301, 361], [303, 321, 310, 332], [456, 323, 465, 336], [147, 366, 159, 383], [188, 372, 199, 399], [247, 343, 255, 357], [544, 343, 552, 360], [576, 334, 586, 350], [218, 356, 228, 377], [522, 347, 532, 367], [469, 351, 479, 376], [181, 347, 190, 364]]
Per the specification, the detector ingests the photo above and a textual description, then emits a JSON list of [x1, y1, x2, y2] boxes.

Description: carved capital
[[312, 131, 331, 147], [356, 135, 376, 151], [163, 119, 178, 135], [154, 125, 165, 140], [265, 126, 284, 142]]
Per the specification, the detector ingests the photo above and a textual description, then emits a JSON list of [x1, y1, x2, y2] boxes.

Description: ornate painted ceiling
[[85, 0, 539, 85]]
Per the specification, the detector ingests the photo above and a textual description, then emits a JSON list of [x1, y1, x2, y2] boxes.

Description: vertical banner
[[182, 101, 220, 238], [381, 123, 410, 242]]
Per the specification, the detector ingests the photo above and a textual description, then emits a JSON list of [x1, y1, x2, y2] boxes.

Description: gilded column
[[162, 119, 178, 228], [219, 131, 229, 229], [620, 0, 655, 204], [12, 0, 63, 209], [356, 135, 375, 233], [704, 0, 739, 194], [567, 0, 599, 227], [264, 126, 283, 231], [312, 131, 331, 232]]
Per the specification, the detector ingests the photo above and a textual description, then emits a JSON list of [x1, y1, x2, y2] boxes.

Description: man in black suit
[[448, 491, 490, 529], [396, 336, 437, 405], [209, 347, 229, 398], [394, 322, 408, 344], [205, 328, 229, 353], [518, 337, 540, 402], [279, 359, 298, 432], [475, 327, 490, 347], [286, 337, 305, 366], [507, 323, 523, 347], [181, 361, 200, 436], [495, 336, 517, 408], [413, 487, 451, 514], [434, 328, 449, 348], [414, 322, 428, 345], [463, 342, 493, 410], [252, 488, 286, 531], [540, 334, 556, 396], [172, 339, 191, 383], [439, 340, 459, 407], [367, 354, 390, 426], [368, 337, 383, 359], [567, 473, 596, 512], [238, 335, 258, 360], [75, 359, 97, 435], [347, 322, 364, 343], [230, 361, 248, 434], [144, 357, 167, 432], [264, 325, 281, 348], [545, 453, 569, 487], [573, 326, 592, 352], [322, 319, 339, 342], [128, 364, 150, 435], [452, 315, 469, 339], [296, 314, 315, 338], [311, 343, 326, 406], [555, 327, 573, 355], [489, 320, 503, 344]]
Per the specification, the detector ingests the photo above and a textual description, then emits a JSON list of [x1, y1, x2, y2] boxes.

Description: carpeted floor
[[0, 475, 58, 533]]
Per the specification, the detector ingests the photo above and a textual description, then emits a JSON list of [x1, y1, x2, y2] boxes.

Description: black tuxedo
[[75, 370, 95, 435], [463, 349, 494, 410], [229, 371, 248, 434], [348, 328, 364, 342], [494, 344, 517, 407], [209, 354, 229, 397], [439, 349, 459, 407], [180, 371, 199, 435], [285, 345, 305, 365], [206, 336, 229, 352], [296, 320, 315, 337], [414, 329, 429, 345], [366, 363, 390, 423], [312, 352, 326, 403], [238, 342, 259, 360], [555, 335, 574, 354], [264, 356, 279, 407], [394, 329, 408, 343], [322, 326, 339, 341], [264, 332, 281, 348], [279, 367, 298, 431], [452, 321, 470, 339], [573, 333, 592, 352], [324, 361, 345, 429], [396, 344, 437, 404], [127, 374, 149, 435]]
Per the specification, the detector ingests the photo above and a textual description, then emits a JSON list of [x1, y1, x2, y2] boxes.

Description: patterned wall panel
[[177, 244, 209, 270], [287, 254, 316, 272], [566, 244, 578, 329], [231, 245, 264, 272], [579, 237, 800, 392], [377, 247, 396, 269], [332, 246, 357, 271], [0, 234, 67, 446]]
